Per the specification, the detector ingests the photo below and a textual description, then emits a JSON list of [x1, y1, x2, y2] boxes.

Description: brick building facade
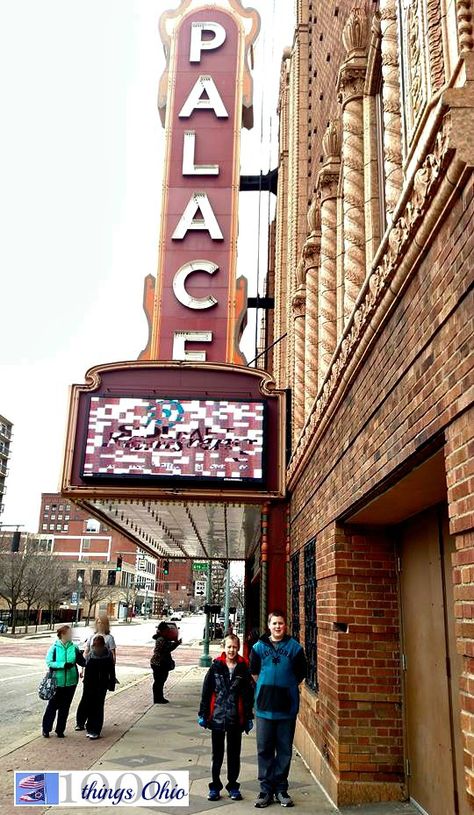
[[163, 558, 194, 611], [0, 415, 13, 516], [268, 1, 474, 811], [37, 493, 166, 618]]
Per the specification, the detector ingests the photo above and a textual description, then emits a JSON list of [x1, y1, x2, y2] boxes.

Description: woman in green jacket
[[42, 624, 85, 738]]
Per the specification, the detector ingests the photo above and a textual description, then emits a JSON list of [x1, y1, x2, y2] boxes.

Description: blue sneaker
[[229, 789, 243, 800], [208, 790, 221, 802]]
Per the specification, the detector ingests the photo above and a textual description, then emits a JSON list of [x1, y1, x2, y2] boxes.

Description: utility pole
[[199, 561, 212, 667], [74, 575, 83, 626]]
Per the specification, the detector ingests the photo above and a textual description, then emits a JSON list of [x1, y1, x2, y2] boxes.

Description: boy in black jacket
[[75, 634, 116, 739], [198, 634, 254, 801]]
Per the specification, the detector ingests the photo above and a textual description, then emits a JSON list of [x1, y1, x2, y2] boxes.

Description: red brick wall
[[445, 407, 474, 800], [289, 169, 474, 800]]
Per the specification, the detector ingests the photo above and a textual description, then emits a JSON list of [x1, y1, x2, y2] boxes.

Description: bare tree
[[80, 568, 114, 626], [40, 556, 72, 629], [20, 554, 50, 633], [230, 576, 245, 611], [0, 536, 36, 633], [119, 582, 138, 623]]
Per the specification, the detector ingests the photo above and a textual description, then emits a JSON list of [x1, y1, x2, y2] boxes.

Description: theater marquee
[[140, 0, 260, 365], [62, 362, 285, 501]]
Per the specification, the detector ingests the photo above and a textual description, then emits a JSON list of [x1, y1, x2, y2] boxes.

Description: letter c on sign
[[173, 260, 218, 310]]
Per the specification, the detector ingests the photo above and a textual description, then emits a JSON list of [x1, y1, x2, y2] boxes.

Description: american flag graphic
[[18, 774, 46, 803]]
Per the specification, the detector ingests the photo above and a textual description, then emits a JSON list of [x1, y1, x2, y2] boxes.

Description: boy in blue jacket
[[250, 610, 307, 808]]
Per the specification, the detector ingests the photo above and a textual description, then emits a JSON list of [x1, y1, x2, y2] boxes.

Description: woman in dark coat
[[198, 634, 254, 801], [150, 622, 181, 704], [75, 634, 116, 739]]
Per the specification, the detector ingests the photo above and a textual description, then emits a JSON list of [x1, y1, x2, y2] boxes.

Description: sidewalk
[[1, 667, 419, 815]]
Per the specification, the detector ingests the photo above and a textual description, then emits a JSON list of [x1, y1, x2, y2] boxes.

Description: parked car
[[170, 611, 183, 621]]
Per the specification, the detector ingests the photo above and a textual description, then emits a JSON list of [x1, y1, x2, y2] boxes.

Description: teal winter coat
[[46, 640, 84, 687]]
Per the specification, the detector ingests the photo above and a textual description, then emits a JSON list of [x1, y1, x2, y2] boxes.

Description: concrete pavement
[[0, 664, 419, 815]]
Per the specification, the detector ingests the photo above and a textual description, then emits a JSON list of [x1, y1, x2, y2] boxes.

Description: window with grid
[[304, 537, 318, 692], [291, 552, 300, 641]]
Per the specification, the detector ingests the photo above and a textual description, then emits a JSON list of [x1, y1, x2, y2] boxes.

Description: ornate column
[[380, 0, 403, 219], [303, 199, 321, 417], [318, 119, 341, 384], [456, 1, 474, 53], [338, 3, 369, 325], [292, 262, 306, 440]]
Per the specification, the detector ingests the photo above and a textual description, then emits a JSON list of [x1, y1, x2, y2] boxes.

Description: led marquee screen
[[81, 397, 265, 484]]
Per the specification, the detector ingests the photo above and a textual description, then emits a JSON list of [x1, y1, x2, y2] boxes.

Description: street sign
[[193, 562, 207, 572], [195, 579, 207, 598], [71, 592, 78, 605]]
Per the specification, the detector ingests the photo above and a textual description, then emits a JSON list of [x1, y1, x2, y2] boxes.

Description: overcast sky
[[0, 0, 295, 531]]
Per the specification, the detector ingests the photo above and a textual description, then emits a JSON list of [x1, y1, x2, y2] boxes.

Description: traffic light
[[116, 555, 123, 572], [11, 531, 21, 552], [163, 559, 169, 576]]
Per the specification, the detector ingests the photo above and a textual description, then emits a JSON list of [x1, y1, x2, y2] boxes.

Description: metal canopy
[[80, 499, 262, 562]]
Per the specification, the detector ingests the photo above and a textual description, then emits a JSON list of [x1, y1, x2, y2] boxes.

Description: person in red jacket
[[198, 634, 254, 801]]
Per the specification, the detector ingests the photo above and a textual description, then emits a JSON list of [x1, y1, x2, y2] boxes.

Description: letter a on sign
[[179, 76, 228, 119], [172, 193, 223, 240]]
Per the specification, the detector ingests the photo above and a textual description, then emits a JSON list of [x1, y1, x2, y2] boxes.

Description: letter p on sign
[[189, 22, 226, 62]]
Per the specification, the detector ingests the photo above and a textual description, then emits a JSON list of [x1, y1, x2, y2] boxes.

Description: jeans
[[42, 685, 76, 735], [152, 665, 169, 702], [256, 716, 296, 794], [76, 686, 107, 736], [210, 727, 242, 791]]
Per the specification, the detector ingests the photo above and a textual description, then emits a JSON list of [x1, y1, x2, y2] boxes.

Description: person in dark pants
[[198, 634, 254, 802], [150, 622, 181, 704], [42, 624, 85, 738], [250, 610, 307, 808], [75, 634, 116, 739]]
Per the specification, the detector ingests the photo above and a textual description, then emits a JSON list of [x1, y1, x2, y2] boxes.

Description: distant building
[[0, 415, 13, 516], [37, 493, 166, 618], [163, 559, 193, 612]]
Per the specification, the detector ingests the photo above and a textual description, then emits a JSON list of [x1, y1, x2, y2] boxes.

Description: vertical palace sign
[[140, 0, 260, 364]]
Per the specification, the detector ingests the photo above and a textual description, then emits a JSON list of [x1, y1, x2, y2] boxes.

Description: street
[[0, 614, 216, 757]]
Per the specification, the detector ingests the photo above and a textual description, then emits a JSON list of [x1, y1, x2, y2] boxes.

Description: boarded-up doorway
[[398, 504, 468, 815]]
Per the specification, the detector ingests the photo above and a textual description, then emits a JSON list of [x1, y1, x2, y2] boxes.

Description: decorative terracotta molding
[[322, 117, 342, 162], [404, 0, 427, 134], [426, 0, 445, 92], [318, 181, 339, 382], [288, 111, 460, 486], [342, 2, 370, 57], [380, 0, 403, 218], [292, 265, 307, 438], [339, 63, 367, 323], [338, 3, 370, 326], [456, 0, 474, 52], [317, 120, 341, 383], [303, 199, 321, 416]]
